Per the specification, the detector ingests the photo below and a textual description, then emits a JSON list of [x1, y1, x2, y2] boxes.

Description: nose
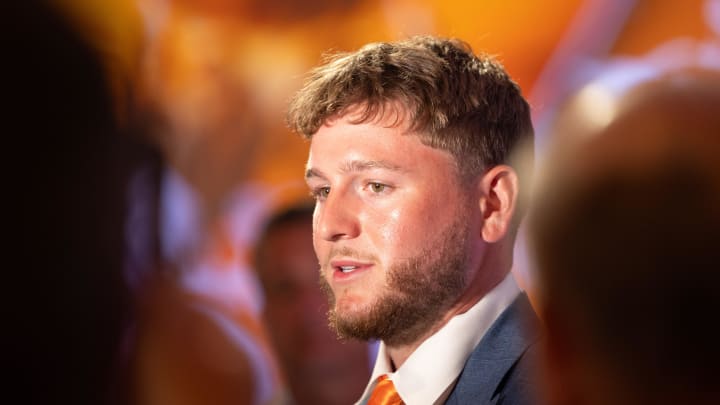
[[316, 190, 360, 241]]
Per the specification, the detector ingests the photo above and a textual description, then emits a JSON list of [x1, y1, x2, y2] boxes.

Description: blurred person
[[529, 68, 720, 405], [254, 202, 372, 404], [132, 261, 283, 405], [131, 139, 284, 405], [5, 1, 161, 404], [287, 36, 541, 404]]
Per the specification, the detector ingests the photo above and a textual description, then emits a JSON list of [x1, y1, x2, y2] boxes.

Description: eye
[[310, 186, 331, 201], [369, 182, 386, 193]]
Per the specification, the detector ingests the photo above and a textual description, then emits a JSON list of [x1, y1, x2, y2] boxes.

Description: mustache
[[320, 246, 379, 267]]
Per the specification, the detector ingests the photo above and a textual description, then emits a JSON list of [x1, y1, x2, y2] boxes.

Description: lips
[[329, 258, 373, 280], [339, 265, 357, 273]]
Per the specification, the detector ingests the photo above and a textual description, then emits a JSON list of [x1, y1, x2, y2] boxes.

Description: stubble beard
[[319, 214, 471, 347]]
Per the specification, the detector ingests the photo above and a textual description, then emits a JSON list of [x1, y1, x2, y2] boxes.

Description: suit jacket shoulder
[[445, 293, 543, 405]]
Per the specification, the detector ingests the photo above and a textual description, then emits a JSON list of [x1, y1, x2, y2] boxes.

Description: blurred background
[[8, 0, 718, 404], [51, 0, 720, 289]]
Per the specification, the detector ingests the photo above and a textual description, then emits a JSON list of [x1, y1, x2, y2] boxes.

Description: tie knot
[[367, 374, 403, 405]]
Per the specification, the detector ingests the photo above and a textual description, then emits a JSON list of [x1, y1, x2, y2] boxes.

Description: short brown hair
[[287, 35, 533, 181]]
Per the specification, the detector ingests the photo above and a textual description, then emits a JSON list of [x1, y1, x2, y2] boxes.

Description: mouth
[[338, 265, 359, 273], [329, 258, 373, 280]]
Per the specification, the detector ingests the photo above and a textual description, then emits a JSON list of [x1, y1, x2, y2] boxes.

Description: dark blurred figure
[[5, 2, 161, 404], [254, 202, 371, 404], [131, 252, 283, 405], [529, 68, 720, 405]]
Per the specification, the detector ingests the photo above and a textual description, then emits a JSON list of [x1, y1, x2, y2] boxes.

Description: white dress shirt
[[355, 272, 521, 405]]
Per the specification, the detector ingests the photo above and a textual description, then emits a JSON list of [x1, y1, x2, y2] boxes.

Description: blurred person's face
[[305, 107, 481, 345], [257, 220, 370, 403]]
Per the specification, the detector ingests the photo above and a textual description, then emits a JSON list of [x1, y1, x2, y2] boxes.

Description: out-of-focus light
[[572, 83, 617, 135], [706, 0, 720, 36]]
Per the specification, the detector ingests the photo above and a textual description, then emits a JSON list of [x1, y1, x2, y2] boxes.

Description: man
[[255, 202, 372, 404], [287, 36, 541, 405], [529, 68, 720, 405]]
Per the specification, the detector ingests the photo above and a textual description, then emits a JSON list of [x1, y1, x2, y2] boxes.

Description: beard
[[319, 213, 471, 346]]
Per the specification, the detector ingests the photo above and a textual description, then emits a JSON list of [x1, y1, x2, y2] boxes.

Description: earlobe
[[478, 165, 519, 243]]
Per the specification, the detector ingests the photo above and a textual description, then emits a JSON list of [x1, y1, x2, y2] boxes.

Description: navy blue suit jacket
[[445, 294, 543, 405]]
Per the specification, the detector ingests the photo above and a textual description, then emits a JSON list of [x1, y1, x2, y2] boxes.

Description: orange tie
[[367, 374, 404, 405]]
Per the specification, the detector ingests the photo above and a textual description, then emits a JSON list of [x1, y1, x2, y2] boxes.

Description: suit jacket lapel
[[445, 293, 541, 405]]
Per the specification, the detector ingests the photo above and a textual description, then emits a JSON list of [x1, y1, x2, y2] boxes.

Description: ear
[[477, 165, 519, 243]]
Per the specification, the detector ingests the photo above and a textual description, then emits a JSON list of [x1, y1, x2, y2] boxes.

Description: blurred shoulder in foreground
[[6, 1, 160, 404]]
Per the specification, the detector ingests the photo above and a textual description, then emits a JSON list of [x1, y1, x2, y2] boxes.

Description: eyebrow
[[305, 159, 404, 180]]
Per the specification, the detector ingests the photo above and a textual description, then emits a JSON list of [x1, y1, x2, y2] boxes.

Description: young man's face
[[305, 107, 480, 344]]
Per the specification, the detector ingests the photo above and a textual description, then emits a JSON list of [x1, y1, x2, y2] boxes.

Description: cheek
[[312, 238, 327, 267], [311, 222, 325, 256], [377, 208, 403, 243], [369, 205, 435, 255]]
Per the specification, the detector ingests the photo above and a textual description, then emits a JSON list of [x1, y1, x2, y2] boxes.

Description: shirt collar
[[356, 273, 521, 405]]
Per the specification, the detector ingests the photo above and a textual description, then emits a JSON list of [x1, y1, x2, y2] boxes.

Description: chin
[[334, 292, 373, 314]]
